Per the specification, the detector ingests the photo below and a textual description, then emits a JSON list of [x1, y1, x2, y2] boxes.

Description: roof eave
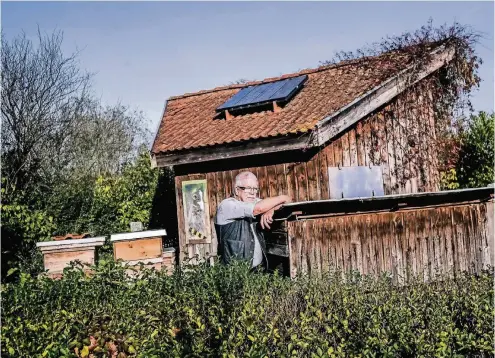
[[150, 99, 169, 169], [151, 133, 313, 168]]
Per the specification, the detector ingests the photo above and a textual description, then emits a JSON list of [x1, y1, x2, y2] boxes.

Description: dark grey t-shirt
[[215, 197, 263, 267]]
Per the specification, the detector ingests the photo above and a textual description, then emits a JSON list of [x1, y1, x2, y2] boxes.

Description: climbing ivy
[[320, 20, 482, 191]]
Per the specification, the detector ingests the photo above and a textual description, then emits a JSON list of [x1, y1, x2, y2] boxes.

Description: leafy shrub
[[1, 148, 178, 279], [456, 111, 495, 188], [1, 261, 493, 358], [83, 149, 160, 235], [1, 181, 55, 277]]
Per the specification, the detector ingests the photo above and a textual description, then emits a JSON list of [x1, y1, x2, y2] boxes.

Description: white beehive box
[[36, 236, 105, 278]]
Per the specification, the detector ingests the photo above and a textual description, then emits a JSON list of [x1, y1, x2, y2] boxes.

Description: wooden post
[[486, 200, 494, 268], [273, 101, 282, 113], [225, 110, 233, 120], [162, 247, 176, 275]]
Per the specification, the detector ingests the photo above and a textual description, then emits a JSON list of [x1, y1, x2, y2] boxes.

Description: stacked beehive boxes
[[110, 229, 175, 275], [162, 247, 176, 274]]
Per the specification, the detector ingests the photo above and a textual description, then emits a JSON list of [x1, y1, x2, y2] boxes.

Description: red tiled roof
[[52, 233, 91, 241], [151, 53, 414, 154]]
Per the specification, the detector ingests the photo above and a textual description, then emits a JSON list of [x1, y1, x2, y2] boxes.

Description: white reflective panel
[[328, 166, 385, 199]]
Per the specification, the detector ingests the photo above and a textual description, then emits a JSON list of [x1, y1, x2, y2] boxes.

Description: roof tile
[[152, 53, 412, 154]]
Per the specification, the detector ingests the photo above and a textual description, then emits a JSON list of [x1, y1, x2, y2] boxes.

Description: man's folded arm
[[216, 199, 258, 224], [253, 195, 291, 216]]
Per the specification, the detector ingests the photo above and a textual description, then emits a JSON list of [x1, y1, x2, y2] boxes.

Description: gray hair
[[233, 171, 258, 192]]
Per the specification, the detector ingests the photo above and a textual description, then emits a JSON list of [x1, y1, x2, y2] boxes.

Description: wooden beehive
[[162, 247, 176, 275], [36, 236, 105, 278], [110, 229, 168, 273]]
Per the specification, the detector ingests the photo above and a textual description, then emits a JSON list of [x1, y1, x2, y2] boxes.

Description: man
[[214, 171, 291, 269]]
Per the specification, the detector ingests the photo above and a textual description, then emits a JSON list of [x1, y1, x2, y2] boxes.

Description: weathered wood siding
[[174, 88, 440, 262], [288, 201, 494, 281]]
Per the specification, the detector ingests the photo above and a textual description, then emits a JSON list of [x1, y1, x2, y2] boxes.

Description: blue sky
[[3, 1, 494, 133]]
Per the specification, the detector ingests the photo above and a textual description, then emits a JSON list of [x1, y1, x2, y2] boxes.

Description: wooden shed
[[150, 44, 493, 278]]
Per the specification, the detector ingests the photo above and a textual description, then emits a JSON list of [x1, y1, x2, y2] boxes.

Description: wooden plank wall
[[175, 87, 441, 262], [43, 250, 95, 274], [287, 201, 494, 281]]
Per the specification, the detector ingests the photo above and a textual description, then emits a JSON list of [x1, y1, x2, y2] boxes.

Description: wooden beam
[[280, 199, 491, 221], [486, 201, 494, 267], [273, 186, 493, 221], [150, 153, 158, 169], [315, 46, 455, 147], [152, 133, 312, 167]]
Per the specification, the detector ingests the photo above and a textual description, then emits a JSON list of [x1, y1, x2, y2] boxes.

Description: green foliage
[[1, 200, 55, 244], [2, 261, 493, 357], [1, 181, 55, 275], [456, 111, 494, 188], [44, 174, 99, 236], [1, 29, 160, 276], [83, 148, 160, 235], [440, 168, 460, 190], [0, 147, 172, 280]]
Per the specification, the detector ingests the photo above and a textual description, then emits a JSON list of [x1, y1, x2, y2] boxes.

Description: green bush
[[1, 181, 56, 277], [0, 148, 177, 279], [1, 261, 493, 358], [82, 149, 160, 235], [456, 111, 495, 188]]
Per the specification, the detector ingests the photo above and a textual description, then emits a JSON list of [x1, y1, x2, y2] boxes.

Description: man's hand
[[260, 209, 275, 230]]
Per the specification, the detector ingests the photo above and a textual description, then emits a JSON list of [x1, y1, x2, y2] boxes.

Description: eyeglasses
[[236, 186, 259, 194]]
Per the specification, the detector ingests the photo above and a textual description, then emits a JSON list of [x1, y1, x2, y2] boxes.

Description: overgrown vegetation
[[456, 111, 494, 188], [2, 262, 493, 358], [322, 19, 481, 111], [441, 111, 494, 189], [320, 20, 484, 189], [1, 150, 175, 277], [1, 30, 177, 277]]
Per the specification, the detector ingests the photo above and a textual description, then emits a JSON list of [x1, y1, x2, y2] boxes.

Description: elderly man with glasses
[[214, 171, 291, 269]]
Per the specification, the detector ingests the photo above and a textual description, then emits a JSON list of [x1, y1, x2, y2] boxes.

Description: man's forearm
[[253, 195, 291, 216]]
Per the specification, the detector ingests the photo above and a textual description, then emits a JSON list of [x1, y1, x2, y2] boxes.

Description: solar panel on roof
[[216, 75, 307, 112]]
